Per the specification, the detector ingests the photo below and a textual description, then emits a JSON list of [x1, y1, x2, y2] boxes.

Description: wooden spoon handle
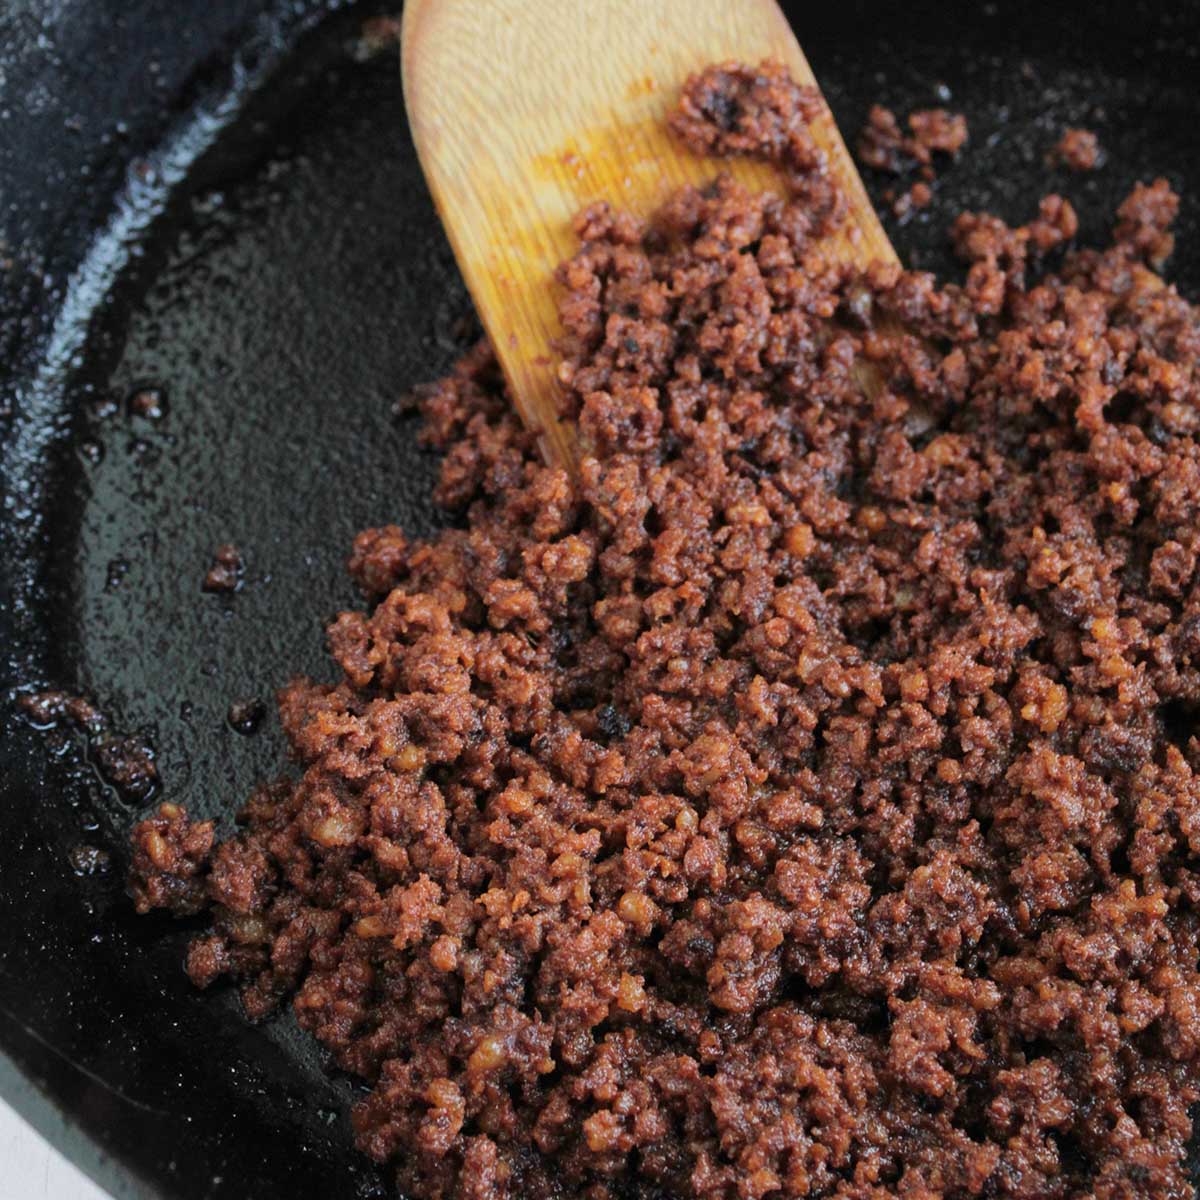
[[402, 0, 894, 469]]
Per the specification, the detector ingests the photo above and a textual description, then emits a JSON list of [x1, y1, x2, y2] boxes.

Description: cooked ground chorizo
[[856, 102, 968, 175], [132, 60, 1200, 1200], [202, 542, 244, 593], [1052, 127, 1102, 172]]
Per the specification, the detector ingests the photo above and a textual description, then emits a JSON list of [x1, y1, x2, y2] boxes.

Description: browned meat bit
[[891, 179, 934, 221], [132, 58, 1200, 1200], [68, 694, 106, 733], [858, 103, 966, 226], [857, 102, 906, 171], [908, 106, 968, 159], [857, 102, 967, 173], [93, 734, 159, 801], [127, 385, 167, 419], [68, 844, 111, 876], [1024, 191, 1079, 251], [202, 542, 244, 593], [1113, 176, 1179, 266], [1051, 126, 1102, 171], [18, 689, 105, 734], [21, 686, 159, 801], [669, 58, 826, 166], [669, 59, 845, 233], [347, 524, 408, 595], [129, 802, 214, 915], [951, 193, 1079, 313], [21, 687, 159, 800]]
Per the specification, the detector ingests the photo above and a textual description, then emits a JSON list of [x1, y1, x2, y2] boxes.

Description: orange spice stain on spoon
[[403, 0, 895, 470]]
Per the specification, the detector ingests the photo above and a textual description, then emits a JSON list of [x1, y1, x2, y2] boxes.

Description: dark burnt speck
[[227, 698, 266, 735], [596, 704, 632, 742], [105, 557, 130, 591]]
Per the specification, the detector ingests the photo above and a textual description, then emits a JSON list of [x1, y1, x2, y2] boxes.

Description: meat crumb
[[202, 543, 244, 593], [93, 735, 159, 802], [129, 803, 214, 915], [19, 689, 105, 734], [1113, 176, 1178, 267], [127, 385, 167, 419], [69, 844, 111, 876], [1051, 126, 1102, 171], [891, 179, 935, 222], [857, 102, 968, 174], [21, 686, 159, 802]]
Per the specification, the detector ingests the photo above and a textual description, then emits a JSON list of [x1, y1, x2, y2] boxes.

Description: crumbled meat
[[68, 844, 112, 876], [21, 687, 158, 801], [127, 385, 167, 419], [1113, 177, 1179, 268], [203, 543, 244, 593], [668, 60, 825, 168], [857, 102, 968, 174], [668, 59, 846, 232], [19, 689, 105, 734], [907, 107, 969, 159], [857, 103, 907, 171], [131, 59, 1200, 1200], [892, 179, 934, 222], [130, 803, 214, 915], [1051, 126, 1102, 172], [94, 735, 159, 802]]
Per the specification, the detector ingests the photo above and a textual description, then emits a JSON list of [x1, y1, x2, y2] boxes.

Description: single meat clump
[[1051, 126, 1102, 171], [94, 735, 158, 802], [203, 543, 244, 593]]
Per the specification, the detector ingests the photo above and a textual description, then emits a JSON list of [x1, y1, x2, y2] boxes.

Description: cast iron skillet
[[2, 1, 1200, 1196]]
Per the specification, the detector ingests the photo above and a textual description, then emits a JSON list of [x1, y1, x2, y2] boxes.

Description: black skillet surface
[[2, 1, 1200, 1197]]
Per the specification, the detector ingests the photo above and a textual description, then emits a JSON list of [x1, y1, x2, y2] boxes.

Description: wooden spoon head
[[402, 0, 896, 469]]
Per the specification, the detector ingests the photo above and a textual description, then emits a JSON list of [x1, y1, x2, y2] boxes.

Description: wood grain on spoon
[[401, 0, 897, 470]]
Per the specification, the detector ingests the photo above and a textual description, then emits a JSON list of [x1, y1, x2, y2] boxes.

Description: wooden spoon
[[401, 0, 896, 470]]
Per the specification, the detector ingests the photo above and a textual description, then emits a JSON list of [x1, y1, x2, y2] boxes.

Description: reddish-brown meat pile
[[131, 61, 1200, 1200]]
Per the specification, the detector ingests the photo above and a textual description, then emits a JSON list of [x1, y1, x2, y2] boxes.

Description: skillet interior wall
[[1, 1, 1199, 1198]]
